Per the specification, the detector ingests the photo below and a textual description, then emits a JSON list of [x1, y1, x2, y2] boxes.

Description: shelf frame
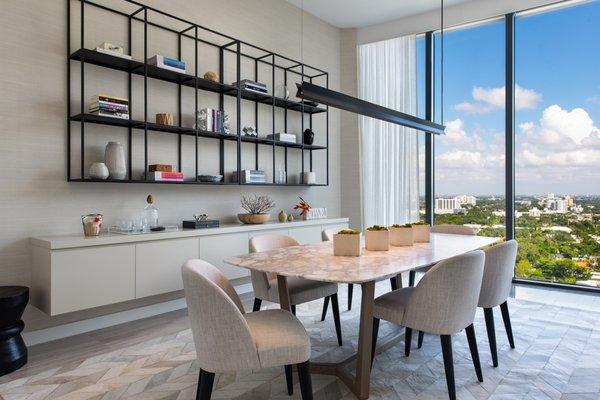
[[67, 0, 329, 186]]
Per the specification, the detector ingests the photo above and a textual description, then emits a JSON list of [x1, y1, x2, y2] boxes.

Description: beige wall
[[0, 0, 341, 330]]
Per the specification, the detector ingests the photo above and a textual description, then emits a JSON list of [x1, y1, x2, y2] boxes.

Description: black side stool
[[0, 286, 28, 376]]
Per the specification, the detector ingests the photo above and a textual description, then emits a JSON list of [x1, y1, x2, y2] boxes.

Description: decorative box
[[183, 219, 220, 229], [389, 226, 414, 246], [413, 224, 431, 243], [333, 233, 362, 256], [365, 230, 390, 251]]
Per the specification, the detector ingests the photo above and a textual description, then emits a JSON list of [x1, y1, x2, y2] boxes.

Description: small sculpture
[[193, 213, 209, 222], [242, 125, 257, 137], [278, 210, 287, 222], [303, 128, 315, 145], [204, 71, 219, 82], [287, 214, 294, 222]]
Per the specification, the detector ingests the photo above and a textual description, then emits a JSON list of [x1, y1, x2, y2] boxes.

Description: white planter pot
[[389, 227, 414, 246], [365, 230, 389, 251], [413, 224, 431, 243], [105, 141, 126, 180], [333, 234, 361, 256], [89, 162, 109, 180]]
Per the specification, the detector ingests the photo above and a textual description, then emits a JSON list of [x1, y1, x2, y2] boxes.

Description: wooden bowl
[[237, 213, 270, 224]]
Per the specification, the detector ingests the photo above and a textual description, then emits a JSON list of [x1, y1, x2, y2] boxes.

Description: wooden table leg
[[355, 280, 375, 399], [277, 275, 292, 312]]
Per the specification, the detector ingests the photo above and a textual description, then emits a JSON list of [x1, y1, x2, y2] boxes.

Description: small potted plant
[[365, 225, 389, 251], [412, 222, 431, 243], [333, 229, 362, 256], [294, 196, 311, 220], [389, 223, 414, 246], [238, 194, 275, 224]]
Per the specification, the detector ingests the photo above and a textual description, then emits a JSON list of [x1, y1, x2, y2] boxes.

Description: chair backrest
[[403, 250, 485, 335], [478, 240, 518, 308], [248, 234, 300, 299], [181, 259, 260, 372], [431, 224, 476, 235], [322, 228, 340, 242]]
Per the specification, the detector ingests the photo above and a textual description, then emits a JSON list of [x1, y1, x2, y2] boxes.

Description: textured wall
[[0, 0, 341, 330]]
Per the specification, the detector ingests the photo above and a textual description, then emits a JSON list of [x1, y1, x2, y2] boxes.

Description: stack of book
[[89, 94, 129, 119], [148, 55, 186, 74], [149, 171, 184, 182], [196, 108, 226, 132], [95, 42, 132, 60], [234, 79, 268, 94], [233, 170, 267, 184], [267, 133, 297, 143]]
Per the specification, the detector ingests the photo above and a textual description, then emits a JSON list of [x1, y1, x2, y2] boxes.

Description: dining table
[[225, 232, 500, 399]]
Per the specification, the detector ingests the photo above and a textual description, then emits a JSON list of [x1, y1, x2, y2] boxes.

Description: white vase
[[89, 162, 109, 180], [104, 142, 126, 180]]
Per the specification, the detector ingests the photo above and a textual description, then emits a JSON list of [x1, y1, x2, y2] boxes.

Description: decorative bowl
[[237, 213, 270, 224], [198, 174, 223, 183]]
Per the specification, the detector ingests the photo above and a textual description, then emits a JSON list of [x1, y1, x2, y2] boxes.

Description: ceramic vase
[[413, 224, 431, 243], [389, 226, 414, 246], [105, 142, 126, 180], [303, 128, 315, 145], [278, 210, 287, 222], [333, 233, 361, 256], [89, 162, 109, 180], [365, 230, 390, 251]]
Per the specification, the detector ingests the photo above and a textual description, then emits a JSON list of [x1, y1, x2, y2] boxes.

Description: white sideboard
[[31, 218, 348, 316]]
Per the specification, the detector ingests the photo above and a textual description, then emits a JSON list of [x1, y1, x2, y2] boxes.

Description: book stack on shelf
[[233, 170, 267, 184], [95, 42, 132, 60], [148, 164, 184, 182], [148, 55, 186, 74], [89, 94, 129, 119], [267, 133, 297, 143], [234, 79, 267, 94], [195, 108, 228, 133]]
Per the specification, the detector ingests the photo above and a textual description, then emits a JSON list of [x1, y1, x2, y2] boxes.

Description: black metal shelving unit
[[67, 0, 329, 187]]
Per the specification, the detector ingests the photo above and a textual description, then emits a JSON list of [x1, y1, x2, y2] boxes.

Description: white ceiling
[[285, 0, 473, 28]]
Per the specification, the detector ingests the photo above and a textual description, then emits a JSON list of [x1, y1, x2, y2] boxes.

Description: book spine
[[151, 171, 183, 179], [162, 56, 186, 69]]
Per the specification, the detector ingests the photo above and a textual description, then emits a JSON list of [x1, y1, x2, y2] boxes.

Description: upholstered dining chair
[[182, 259, 313, 400], [371, 251, 485, 400], [479, 240, 518, 367], [250, 234, 343, 346], [322, 228, 402, 312]]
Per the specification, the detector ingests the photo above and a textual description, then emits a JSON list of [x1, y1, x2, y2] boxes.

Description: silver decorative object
[[242, 125, 257, 137], [193, 213, 209, 222]]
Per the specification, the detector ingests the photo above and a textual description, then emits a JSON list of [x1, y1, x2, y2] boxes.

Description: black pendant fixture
[[296, 82, 445, 135]]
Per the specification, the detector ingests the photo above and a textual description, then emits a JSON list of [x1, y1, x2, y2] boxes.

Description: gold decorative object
[[278, 210, 287, 222], [156, 113, 174, 126], [204, 71, 219, 82]]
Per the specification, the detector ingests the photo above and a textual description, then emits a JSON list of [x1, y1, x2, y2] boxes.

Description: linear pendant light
[[296, 82, 445, 135]]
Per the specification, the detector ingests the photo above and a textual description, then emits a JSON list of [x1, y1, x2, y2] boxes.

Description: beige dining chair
[[371, 251, 485, 400], [479, 240, 518, 367], [322, 228, 401, 312], [182, 259, 313, 399], [250, 234, 343, 346]]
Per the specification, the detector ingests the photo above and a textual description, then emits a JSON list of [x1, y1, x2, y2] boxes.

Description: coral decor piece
[[294, 196, 311, 217]]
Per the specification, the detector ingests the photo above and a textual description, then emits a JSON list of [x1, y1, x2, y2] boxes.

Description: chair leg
[[331, 293, 343, 346], [371, 318, 380, 368], [417, 331, 424, 349], [440, 335, 456, 400], [500, 301, 515, 349], [405, 327, 413, 357], [297, 361, 314, 400], [409, 270, 416, 287], [320, 296, 329, 321], [284, 365, 293, 395], [291, 305, 296, 316], [390, 277, 398, 291], [196, 369, 215, 400], [347, 284, 353, 310], [484, 307, 498, 367], [465, 324, 483, 382], [252, 298, 262, 312]]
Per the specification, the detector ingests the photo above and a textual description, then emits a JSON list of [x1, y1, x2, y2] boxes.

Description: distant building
[[455, 195, 477, 206], [435, 198, 461, 214], [565, 195, 574, 207], [529, 207, 541, 218]]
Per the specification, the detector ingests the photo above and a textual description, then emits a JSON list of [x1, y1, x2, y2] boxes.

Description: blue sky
[[419, 0, 600, 196]]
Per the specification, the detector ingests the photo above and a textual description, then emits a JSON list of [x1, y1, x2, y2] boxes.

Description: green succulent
[[338, 229, 360, 235], [391, 223, 412, 228], [412, 222, 429, 225], [367, 225, 388, 231]]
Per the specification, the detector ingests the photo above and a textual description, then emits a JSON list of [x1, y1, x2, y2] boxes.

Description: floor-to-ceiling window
[[417, 35, 427, 221], [514, 1, 600, 287], [432, 20, 506, 238]]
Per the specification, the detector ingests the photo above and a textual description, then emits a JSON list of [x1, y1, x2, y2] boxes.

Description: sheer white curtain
[[358, 35, 420, 228]]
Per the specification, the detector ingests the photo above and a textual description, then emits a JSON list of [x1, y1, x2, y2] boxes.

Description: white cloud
[[453, 85, 541, 114]]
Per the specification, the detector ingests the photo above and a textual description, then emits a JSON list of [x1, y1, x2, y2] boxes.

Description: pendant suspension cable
[[300, 0, 304, 80]]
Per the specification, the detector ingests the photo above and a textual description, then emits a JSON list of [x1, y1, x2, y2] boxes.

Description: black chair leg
[[347, 284, 353, 310], [196, 369, 215, 400], [320, 296, 329, 321], [417, 331, 424, 349], [465, 324, 483, 382], [390, 277, 398, 291], [331, 293, 343, 346], [440, 335, 456, 400], [500, 301, 515, 349], [291, 305, 296, 316], [405, 327, 413, 357], [409, 270, 416, 287], [252, 298, 262, 312], [284, 365, 293, 395], [297, 361, 313, 400], [484, 307, 498, 367], [371, 318, 380, 368]]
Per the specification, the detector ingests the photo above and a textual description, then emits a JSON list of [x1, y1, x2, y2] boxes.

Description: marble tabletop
[[225, 233, 500, 284]]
